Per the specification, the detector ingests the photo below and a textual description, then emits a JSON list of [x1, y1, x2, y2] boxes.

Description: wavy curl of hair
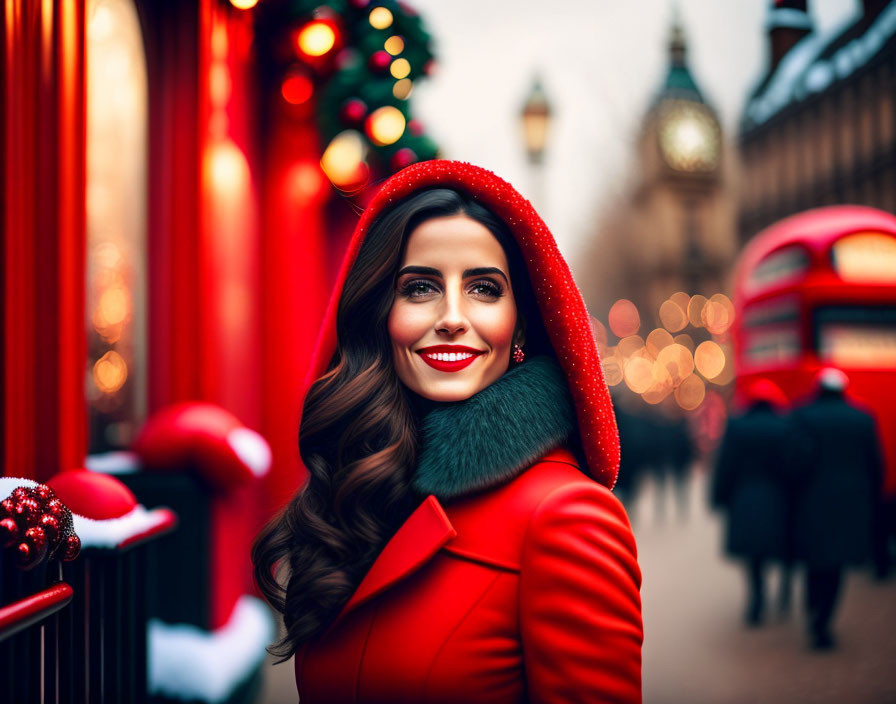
[[252, 188, 546, 660]]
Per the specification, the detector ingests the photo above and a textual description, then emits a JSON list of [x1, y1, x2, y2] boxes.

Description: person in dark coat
[[711, 379, 801, 626], [792, 368, 884, 649]]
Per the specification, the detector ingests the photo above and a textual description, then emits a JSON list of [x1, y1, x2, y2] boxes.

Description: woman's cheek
[[387, 301, 428, 349], [474, 301, 517, 350]]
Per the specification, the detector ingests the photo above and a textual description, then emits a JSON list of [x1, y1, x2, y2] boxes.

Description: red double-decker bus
[[732, 205, 896, 501]]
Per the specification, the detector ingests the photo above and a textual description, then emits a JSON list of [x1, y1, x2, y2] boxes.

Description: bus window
[[831, 232, 896, 283], [742, 295, 801, 369], [746, 245, 809, 294], [814, 306, 896, 368]]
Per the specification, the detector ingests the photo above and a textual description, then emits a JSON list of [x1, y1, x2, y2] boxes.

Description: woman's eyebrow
[[463, 267, 509, 284], [397, 265, 441, 277]]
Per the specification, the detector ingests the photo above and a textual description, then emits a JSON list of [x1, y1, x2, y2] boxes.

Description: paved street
[[637, 468, 896, 704], [260, 468, 896, 704]]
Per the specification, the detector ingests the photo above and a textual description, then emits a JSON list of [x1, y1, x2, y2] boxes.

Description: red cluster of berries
[[0, 485, 81, 569]]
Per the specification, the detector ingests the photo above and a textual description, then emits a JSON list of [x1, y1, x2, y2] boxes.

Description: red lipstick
[[416, 345, 484, 372]]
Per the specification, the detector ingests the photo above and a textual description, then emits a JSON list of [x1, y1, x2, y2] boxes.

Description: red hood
[[307, 160, 619, 489]]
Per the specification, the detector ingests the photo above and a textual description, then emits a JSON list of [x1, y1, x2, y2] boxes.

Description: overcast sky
[[409, 0, 860, 259]]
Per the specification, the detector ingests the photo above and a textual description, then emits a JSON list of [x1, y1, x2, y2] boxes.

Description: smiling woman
[[253, 161, 643, 703], [388, 214, 521, 401]]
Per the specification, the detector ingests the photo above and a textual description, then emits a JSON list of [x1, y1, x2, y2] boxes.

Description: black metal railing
[[0, 510, 176, 703]]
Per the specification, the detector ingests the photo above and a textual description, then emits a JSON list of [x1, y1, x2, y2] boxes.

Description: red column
[[3, 0, 86, 481], [260, 94, 331, 515]]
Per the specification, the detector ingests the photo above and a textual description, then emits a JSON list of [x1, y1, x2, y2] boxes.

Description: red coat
[[295, 448, 643, 703]]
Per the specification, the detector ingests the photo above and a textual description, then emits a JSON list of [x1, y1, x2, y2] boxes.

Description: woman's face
[[388, 214, 518, 402]]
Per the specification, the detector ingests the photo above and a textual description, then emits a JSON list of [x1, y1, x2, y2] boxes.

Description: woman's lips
[[416, 346, 484, 372]]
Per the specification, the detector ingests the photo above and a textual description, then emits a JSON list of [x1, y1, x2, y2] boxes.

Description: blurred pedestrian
[[613, 395, 650, 525], [663, 413, 694, 521], [792, 368, 884, 650], [711, 379, 800, 626]]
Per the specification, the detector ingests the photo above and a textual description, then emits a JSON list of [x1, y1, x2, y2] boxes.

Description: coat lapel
[[335, 495, 456, 622]]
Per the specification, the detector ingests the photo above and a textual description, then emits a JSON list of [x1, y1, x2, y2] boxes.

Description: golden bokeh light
[[229, 0, 259, 9], [384, 35, 405, 55], [656, 343, 694, 386], [608, 299, 640, 338], [392, 78, 413, 100], [623, 356, 654, 394], [93, 350, 128, 394], [709, 346, 736, 386], [390, 57, 411, 79], [297, 21, 336, 57], [687, 294, 708, 328], [366, 105, 406, 145], [703, 293, 735, 335], [675, 373, 706, 410], [670, 291, 690, 311], [659, 299, 687, 332], [320, 130, 368, 189], [674, 333, 695, 352], [642, 360, 674, 404], [368, 6, 394, 29], [646, 328, 674, 358], [618, 334, 645, 358], [97, 285, 130, 326], [602, 349, 623, 386], [694, 340, 726, 379]]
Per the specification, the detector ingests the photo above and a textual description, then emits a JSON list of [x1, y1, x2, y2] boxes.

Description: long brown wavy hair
[[252, 188, 547, 659]]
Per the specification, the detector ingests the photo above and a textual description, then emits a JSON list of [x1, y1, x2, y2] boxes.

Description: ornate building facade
[[739, 0, 896, 243]]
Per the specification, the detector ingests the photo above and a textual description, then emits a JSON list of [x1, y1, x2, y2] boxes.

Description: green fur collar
[[413, 356, 576, 500]]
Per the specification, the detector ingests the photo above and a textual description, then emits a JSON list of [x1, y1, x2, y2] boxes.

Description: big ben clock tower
[[591, 18, 737, 329]]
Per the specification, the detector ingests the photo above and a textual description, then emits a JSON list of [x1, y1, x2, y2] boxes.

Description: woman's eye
[[469, 279, 503, 299], [400, 279, 439, 298]]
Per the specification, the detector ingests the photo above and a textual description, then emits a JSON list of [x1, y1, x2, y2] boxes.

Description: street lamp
[[520, 76, 552, 165]]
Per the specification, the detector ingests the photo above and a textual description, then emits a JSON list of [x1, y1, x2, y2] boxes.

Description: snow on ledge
[[85, 451, 141, 474], [149, 595, 276, 703], [73, 505, 175, 549]]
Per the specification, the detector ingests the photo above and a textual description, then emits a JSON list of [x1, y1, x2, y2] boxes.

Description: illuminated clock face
[[658, 101, 720, 173]]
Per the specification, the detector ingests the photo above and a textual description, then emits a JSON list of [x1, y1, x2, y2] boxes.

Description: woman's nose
[[435, 290, 467, 335]]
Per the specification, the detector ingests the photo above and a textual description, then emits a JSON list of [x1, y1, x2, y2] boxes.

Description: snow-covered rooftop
[[744, 3, 896, 129]]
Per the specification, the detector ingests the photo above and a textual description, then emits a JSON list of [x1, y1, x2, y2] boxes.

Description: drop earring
[[512, 344, 525, 364]]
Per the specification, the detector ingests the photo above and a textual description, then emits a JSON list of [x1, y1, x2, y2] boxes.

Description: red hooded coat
[[295, 161, 642, 703]]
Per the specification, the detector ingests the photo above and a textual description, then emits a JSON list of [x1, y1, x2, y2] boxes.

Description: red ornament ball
[[340, 98, 367, 126], [10, 486, 30, 502], [0, 498, 15, 518], [33, 484, 55, 502], [24, 526, 47, 553], [39, 514, 60, 542], [17, 541, 32, 564], [47, 498, 66, 518], [407, 119, 424, 137], [0, 517, 19, 547], [368, 50, 392, 73], [62, 534, 81, 562], [391, 148, 417, 171], [16, 497, 41, 526]]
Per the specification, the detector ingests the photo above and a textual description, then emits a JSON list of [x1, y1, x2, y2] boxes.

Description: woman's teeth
[[426, 352, 474, 362]]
